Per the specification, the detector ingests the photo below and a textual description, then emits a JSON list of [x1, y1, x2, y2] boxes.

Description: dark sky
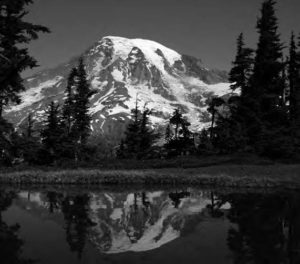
[[25, 0, 300, 76]]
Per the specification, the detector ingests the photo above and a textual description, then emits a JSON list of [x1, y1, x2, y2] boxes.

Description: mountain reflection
[[2, 188, 300, 263], [87, 190, 213, 253]]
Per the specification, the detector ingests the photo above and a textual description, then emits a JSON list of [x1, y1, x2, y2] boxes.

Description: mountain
[[3, 36, 231, 144]]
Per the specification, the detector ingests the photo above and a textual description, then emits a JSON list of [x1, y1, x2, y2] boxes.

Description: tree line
[[0, 0, 94, 166], [1, 0, 300, 167], [204, 0, 300, 158], [3, 58, 94, 165]]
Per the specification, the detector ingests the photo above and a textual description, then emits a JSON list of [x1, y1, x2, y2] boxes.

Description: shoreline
[[0, 164, 299, 189]]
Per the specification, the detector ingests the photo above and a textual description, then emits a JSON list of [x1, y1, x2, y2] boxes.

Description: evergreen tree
[[180, 118, 191, 140], [138, 107, 157, 157], [72, 58, 93, 146], [19, 113, 41, 164], [123, 100, 141, 157], [25, 113, 34, 138], [214, 34, 254, 153], [0, 0, 49, 117], [197, 129, 211, 154], [295, 35, 300, 129], [121, 102, 157, 159], [280, 57, 289, 107], [116, 139, 125, 159], [0, 117, 13, 165], [250, 0, 284, 116], [207, 97, 225, 141], [62, 67, 77, 136], [60, 67, 78, 160], [170, 108, 183, 139], [165, 108, 193, 155], [289, 32, 298, 121], [41, 102, 61, 163], [229, 33, 254, 96], [289, 33, 300, 131], [165, 124, 172, 143], [242, 0, 290, 156]]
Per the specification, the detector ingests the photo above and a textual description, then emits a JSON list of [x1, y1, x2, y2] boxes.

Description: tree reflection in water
[[62, 194, 96, 259], [0, 190, 36, 264], [45, 192, 96, 259], [219, 192, 300, 264]]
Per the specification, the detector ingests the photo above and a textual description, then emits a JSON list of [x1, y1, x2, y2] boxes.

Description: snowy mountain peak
[[4, 36, 231, 144], [93, 36, 182, 68]]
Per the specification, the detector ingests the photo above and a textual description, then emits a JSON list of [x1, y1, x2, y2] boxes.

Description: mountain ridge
[[4, 36, 231, 144]]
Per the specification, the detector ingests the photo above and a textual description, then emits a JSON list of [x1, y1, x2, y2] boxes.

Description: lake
[[0, 185, 300, 264]]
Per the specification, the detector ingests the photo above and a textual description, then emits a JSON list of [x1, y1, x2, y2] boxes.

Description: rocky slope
[[4, 36, 230, 144]]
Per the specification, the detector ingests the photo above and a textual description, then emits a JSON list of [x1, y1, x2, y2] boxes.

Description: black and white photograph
[[0, 0, 300, 263]]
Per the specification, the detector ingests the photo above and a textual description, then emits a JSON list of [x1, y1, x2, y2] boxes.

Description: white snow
[[220, 202, 231, 210], [108, 104, 128, 116], [6, 76, 63, 113], [110, 208, 123, 220], [103, 36, 182, 73], [91, 78, 106, 89], [206, 83, 232, 96], [26, 77, 36, 82], [111, 68, 124, 82]]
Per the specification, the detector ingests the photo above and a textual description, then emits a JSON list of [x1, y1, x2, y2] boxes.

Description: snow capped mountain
[[4, 36, 230, 143]]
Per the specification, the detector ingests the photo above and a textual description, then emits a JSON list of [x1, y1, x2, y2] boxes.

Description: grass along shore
[[0, 164, 299, 189]]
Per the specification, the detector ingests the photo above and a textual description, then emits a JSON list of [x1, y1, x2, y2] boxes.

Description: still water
[[0, 186, 300, 264]]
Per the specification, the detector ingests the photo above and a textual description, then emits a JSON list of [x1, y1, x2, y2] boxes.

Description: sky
[[25, 0, 300, 76]]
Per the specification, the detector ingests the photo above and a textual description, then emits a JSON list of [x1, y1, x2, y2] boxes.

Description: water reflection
[[0, 190, 36, 264], [223, 192, 300, 264], [1, 187, 300, 264]]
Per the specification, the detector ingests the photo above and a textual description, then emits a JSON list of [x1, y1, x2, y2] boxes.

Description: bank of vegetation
[[0, 164, 300, 189]]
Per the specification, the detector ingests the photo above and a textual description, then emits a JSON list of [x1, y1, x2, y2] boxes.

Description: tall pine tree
[[245, 0, 290, 156], [169, 109, 183, 140], [121, 101, 157, 159], [229, 33, 254, 96], [59, 67, 79, 160], [0, 0, 49, 116], [207, 97, 225, 141], [0, 0, 49, 164], [290, 34, 300, 133], [138, 107, 157, 157], [123, 100, 141, 158], [72, 58, 93, 146], [41, 102, 62, 163], [19, 113, 41, 164], [288, 32, 300, 127], [61, 67, 77, 136], [250, 0, 284, 117]]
